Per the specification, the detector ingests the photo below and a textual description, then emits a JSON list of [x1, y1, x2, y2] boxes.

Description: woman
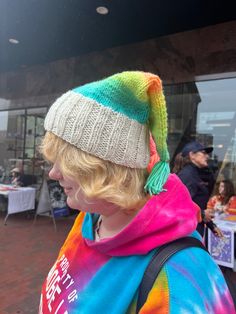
[[207, 180, 236, 214], [173, 146, 223, 238], [39, 72, 234, 313], [227, 195, 236, 215]]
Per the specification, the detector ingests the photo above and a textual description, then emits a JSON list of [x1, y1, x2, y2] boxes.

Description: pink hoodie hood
[[83, 174, 199, 256]]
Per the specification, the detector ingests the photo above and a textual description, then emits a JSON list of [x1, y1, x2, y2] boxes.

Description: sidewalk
[[0, 211, 77, 314]]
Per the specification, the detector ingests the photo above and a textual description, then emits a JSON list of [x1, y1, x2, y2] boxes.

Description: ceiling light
[[9, 38, 19, 44], [96, 6, 109, 15]]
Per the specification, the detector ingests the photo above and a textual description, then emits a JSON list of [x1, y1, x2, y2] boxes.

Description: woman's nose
[[49, 165, 63, 181]]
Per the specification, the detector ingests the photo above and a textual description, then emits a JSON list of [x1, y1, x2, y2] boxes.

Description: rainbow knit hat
[[44, 71, 170, 195]]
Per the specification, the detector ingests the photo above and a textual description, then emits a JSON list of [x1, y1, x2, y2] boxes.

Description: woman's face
[[49, 161, 119, 215], [219, 182, 225, 195], [189, 150, 209, 168]]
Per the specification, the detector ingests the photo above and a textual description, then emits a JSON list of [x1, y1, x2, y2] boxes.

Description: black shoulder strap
[[136, 237, 208, 313]]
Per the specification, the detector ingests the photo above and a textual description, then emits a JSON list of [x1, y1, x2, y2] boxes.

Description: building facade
[[0, 21, 236, 190]]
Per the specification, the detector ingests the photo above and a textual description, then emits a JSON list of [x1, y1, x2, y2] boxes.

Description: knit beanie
[[44, 71, 170, 195]]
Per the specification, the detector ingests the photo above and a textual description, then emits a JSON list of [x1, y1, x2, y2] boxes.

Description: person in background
[[39, 72, 234, 313], [10, 167, 23, 187], [198, 165, 216, 197], [207, 179, 235, 214], [209, 180, 236, 279], [173, 143, 223, 238], [226, 194, 236, 215], [0, 165, 6, 183]]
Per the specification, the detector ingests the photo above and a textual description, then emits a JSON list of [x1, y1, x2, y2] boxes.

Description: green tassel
[[144, 161, 170, 195]]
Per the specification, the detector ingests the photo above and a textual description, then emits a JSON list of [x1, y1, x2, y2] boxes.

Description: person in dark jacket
[[173, 141, 223, 237]]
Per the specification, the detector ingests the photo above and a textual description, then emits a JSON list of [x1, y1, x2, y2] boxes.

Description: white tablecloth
[[214, 214, 236, 231], [0, 185, 36, 214]]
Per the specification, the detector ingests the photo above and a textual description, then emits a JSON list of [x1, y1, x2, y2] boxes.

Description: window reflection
[[0, 77, 236, 193], [196, 79, 236, 186], [166, 77, 236, 188], [0, 107, 47, 188]]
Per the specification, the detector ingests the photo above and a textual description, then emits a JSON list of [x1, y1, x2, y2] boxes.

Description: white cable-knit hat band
[[44, 91, 150, 168]]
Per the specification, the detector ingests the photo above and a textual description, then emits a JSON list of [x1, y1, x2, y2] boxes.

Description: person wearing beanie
[[39, 72, 235, 313]]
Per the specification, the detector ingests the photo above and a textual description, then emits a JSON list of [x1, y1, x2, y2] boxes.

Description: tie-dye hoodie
[[39, 174, 235, 314]]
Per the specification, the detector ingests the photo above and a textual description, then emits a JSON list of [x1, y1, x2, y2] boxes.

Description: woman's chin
[[66, 198, 88, 212], [66, 198, 79, 210]]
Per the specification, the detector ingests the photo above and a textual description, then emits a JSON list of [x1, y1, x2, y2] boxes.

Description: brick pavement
[[1, 210, 236, 313], [0, 211, 77, 314]]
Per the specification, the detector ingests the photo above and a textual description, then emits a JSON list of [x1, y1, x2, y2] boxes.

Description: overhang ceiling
[[0, 0, 235, 73]]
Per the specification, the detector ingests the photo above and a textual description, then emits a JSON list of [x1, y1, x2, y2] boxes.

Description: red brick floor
[[0, 210, 77, 314], [1, 210, 236, 313]]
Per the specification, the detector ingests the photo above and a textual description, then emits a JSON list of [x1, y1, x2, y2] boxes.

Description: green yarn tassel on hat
[[144, 161, 170, 195], [143, 74, 170, 195]]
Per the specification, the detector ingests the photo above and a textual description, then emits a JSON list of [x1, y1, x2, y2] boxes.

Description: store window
[[0, 77, 235, 193], [166, 77, 236, 188], [0, 107, 47, 187]]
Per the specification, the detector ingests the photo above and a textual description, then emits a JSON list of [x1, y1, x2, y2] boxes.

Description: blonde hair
[[40, 132, 148, 211]]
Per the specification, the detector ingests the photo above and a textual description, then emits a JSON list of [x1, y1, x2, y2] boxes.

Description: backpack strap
[[136, 237, 208, 313]]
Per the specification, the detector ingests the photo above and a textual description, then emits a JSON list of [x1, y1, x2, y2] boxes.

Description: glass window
[[0, 109, 25, 183], [0, 107, 47, 187], [166, 77, 236, 188], [196, 78, 236, 186]]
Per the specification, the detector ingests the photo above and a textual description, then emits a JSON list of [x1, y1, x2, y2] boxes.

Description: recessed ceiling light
[[96, 6, 109, 15], [9, 38, 19, 44]]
